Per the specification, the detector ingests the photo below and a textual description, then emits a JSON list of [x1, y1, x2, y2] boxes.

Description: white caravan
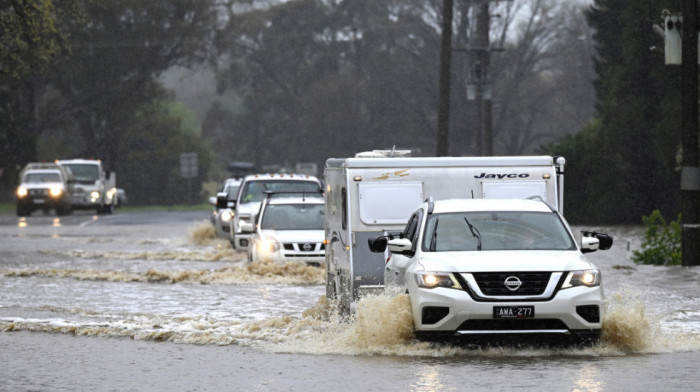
[[323, 151, 566, 311]]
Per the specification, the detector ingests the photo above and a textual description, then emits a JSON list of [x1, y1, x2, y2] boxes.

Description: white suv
[[241, 193, 325, 265], [230, 174, 322, 250], [370, 198, 613, 345]]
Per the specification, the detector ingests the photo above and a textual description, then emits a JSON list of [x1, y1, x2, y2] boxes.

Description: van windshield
[[422, 211, 576, 252], [63, 164, 99, 183], [240, 180, 320, 203]]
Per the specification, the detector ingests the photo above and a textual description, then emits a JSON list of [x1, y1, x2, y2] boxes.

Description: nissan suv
[[369, 198, 613, 345]]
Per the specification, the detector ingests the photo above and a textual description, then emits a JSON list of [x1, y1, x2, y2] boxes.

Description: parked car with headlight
[[369, 198, 613, 345], [209, 178, 242, 239], [241, 192, 325, 265], [230, 173, 322, 250]]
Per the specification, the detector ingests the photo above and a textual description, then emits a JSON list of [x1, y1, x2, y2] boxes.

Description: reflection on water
[[18, 217, 27, 228], [52, 218, 61, 227], [412, 365, 455, 392], [573, 363, 604, 392]]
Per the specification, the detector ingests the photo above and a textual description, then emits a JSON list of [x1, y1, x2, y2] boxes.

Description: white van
[[323, 151, 566, 311]]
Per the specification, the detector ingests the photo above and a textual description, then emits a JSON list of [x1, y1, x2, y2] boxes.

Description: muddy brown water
[[1, 211, 698, 391]]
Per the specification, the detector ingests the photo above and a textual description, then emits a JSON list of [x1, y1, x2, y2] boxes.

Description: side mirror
[[208, 196, 217, 206], [581, 231, 614, 253], [368, 237, 388, 253], [240, 222, 255, 233], [594, 233, 614, 250], [387, 238, 413, 255], [216, 192, 228, 209], [580, 236, 599, 253]]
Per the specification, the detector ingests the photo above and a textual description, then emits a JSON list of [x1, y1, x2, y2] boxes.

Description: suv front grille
[[458, 318, 568, 331], [472, 272, 551, 296], [28, 189, 49, 196], [282, 242, 324, 254]]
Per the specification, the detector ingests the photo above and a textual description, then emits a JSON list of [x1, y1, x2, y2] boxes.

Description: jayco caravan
[[323, 151, 566, 311]]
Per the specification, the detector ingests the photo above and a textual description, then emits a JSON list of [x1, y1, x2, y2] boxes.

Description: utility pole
[[466, 0, 493, 156], [681, 0, 700, 266], [436, 0, 454, 157]]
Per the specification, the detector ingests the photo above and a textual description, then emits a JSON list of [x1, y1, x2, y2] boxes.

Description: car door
[[385, 209, 423, 290]]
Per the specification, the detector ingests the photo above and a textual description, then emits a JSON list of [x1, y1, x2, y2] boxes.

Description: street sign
[[179, 152, 198, 178]]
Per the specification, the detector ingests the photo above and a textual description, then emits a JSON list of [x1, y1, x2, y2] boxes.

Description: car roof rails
[[263, 190, 323, 202], [425, 197, 434, 214]]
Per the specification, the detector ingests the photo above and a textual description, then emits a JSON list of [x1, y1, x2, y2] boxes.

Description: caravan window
[[358, 182, 423, 225]]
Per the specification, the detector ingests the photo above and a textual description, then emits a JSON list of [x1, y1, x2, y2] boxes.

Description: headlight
[[257, 238, 280, 254], [17, 187, 28, 198], [414, 271, 462, 289], [220, 209, 233, 222], [90, 191, 100, 200], [561, 269, 601, 289], [49, 186, 63, 197]]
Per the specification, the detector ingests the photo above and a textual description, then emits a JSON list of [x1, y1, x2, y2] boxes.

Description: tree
[[0, 0, 74, 199], [542, 0, 682, 223], [117, 95, 212, 206]]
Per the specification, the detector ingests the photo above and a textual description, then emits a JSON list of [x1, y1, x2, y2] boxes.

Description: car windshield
[[63, 164, 99, 182], [260, 204, 324, 230], [421, 211, 576, 251], [226, 185, 240, 199], [240, 180, 320, 203], [24, 173, 60, 183]]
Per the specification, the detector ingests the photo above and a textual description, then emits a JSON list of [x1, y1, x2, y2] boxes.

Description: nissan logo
[[302, 243, 313, 251], [504, 276, 522, 291]]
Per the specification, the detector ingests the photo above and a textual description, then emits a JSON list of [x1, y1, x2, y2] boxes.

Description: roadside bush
[[632, 210, 682, 265]]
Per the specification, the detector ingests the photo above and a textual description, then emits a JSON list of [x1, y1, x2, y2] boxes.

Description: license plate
[[493, 306, 534, 319], [33, 199, 45, 204]]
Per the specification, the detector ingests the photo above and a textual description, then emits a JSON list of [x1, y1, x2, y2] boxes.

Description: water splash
[[0, 259, 324, 285], [2, 289, 698, 357], [188, 221, 220, 246], [601, 286, 700, 354]]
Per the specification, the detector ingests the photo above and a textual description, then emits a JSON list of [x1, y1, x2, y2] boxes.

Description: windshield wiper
[[464, 216, 482, 251], [429, 218, 439, 251]]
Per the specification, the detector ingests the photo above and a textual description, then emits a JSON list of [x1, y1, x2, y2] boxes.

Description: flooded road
[[1, 210, 699, 391]]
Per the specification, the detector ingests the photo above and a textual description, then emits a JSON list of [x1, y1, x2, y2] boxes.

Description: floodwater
[[0, 210, 698, 391]]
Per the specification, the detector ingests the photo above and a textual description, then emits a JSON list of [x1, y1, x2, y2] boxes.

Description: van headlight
[[220, 209, 233, 222], [414, 271, 462, 289], [17, 186, 28, 198], [561, 269, 601, 289]]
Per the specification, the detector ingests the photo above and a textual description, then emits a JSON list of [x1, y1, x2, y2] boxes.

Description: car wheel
[[16, 204, 30, 217], [56, 205, 69, 216]]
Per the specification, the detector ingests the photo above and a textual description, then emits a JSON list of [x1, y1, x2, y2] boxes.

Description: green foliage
[[632, 210, 682, 265], [0, 0, 68, 79], [542, 0, 682, 223], [1, 1, 218, 203], [117, 98, 213, 206]]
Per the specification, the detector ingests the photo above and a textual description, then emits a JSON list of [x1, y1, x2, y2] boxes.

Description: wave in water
[[0, 259, 325, 285], [47, 248, 246, 262], [2, 289, 698, 357]]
